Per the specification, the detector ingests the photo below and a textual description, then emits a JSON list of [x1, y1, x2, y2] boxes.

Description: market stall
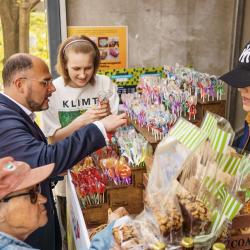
[[65, 65, 249, 250]]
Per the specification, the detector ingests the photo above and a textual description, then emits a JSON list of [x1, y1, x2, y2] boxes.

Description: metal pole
[[226, 0, 245, 129], [45, 0, 62, 78]]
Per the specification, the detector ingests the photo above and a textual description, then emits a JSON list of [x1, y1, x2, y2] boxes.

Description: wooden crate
[[132, 166, 146, 188], [196, 99, 226, 120], [107, 166, 146, 214], [82, 167, 146, 228], [227, 214, 250, 249], [82, 203, 109, 228], [107, 185, 144, 214]]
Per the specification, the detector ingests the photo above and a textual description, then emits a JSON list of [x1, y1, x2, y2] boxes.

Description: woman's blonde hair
[[56, 35, 100, 85]]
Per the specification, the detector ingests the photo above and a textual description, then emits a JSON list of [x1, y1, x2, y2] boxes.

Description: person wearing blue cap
[[220, 41, 250, 152]]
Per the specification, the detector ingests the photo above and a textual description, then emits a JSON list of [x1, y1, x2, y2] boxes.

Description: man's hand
[[100, 113, 127, 132]]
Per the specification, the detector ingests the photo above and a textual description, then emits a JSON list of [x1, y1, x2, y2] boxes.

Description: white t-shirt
[[41, 74, 119, 196]]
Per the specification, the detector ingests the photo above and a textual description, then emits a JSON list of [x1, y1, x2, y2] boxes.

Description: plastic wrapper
[[71, 157, 107, 208], [89, 207, 129, 241], [99, 157, 132, 186], [112, 211, 165, 250], [174, 181, 211, 238], [216, 219, 232, 244], [145, 188, 183, 242], [108, 207, 130, 223], [179, 141, 215, 196], [147, 135, 191, 194], [200, 111, 235, 148], [236, 154, 250, 191], [115, 126, 150, 167]]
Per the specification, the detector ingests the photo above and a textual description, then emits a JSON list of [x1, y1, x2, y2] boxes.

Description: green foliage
[[0, 11, 48, 87], [29, 11, 49, 65]]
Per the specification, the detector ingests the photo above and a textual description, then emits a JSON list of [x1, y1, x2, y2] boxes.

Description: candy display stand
[[129, 119, 161, 149], [197, 99, 226, 120], [66, 165, 146, 249]]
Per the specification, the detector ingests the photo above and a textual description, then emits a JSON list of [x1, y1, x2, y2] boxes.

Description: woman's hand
[[50, 101, 113, 142], [74, 101, 112, 128]]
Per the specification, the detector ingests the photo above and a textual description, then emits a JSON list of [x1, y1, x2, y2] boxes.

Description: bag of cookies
[[112, 211, 164, 250], [176, 182, 212, 238], [112, 223, 144, 249], [133, 211, 166, 249], [145, 183, 184, 246]]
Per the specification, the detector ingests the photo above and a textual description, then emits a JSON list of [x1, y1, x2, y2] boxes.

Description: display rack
[[197, 99, 226, 120]]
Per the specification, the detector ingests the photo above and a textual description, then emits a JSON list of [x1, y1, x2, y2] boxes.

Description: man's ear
[[12, 78, 25, 93]]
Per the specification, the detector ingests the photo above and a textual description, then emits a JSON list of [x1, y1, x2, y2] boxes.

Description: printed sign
[[68, 26, 128, 70], [66, 172, 90, 250]]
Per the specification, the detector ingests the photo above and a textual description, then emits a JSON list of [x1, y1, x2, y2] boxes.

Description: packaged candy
[[99, 157, 132, 186], [146, 193, 183, 242], [176, 186, 211, 237]]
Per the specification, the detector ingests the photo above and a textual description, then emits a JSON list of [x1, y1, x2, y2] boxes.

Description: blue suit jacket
[[0, 93, 106, 250]]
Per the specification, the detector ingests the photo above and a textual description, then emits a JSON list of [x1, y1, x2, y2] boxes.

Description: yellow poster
[[67, 26, 128, 70]]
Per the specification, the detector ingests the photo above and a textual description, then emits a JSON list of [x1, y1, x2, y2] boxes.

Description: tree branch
[[29, 0, 40, 11]]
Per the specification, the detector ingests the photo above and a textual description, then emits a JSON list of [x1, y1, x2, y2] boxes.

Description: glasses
[[0, 184, 41, 204], [20, 77, 53, 87]]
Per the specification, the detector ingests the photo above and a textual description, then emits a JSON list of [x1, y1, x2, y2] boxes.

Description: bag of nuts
[[176, 182, 212, 238], [112, 211, 164, 250], [145, 186, 184, 246]]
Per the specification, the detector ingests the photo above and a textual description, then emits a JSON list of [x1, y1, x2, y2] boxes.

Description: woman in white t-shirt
[[41, 35, 119, 247]]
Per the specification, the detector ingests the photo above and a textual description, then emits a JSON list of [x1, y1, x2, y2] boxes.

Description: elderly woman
[[0, 157, 54, 249]]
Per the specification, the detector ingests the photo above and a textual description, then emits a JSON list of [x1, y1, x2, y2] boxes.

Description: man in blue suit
[[0, 53, 127, 250]]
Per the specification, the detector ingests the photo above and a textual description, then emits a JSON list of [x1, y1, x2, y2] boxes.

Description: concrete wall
[[66, 0, 250, 131], [66, 0, 234, 75]]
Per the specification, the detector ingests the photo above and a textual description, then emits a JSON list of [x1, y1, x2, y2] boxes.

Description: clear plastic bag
[[145, 188, 183, 245], [175, 182, 211, 238], [147, 135, 191, 195], [112, 213, 164, 250]]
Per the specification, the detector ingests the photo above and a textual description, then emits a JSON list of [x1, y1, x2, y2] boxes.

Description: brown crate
[[107, 185, 144, 214], [82, 167, 145, 228], [228, 233, 250, 249], [197, 99, 226, 120], [106, 167, 145, 214], [227, 214, 250, 249], [82, 203, 109, 228], [132, 166, 146, 188]]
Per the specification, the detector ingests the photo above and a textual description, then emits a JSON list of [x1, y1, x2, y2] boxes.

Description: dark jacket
[[0, 93, 106, 250], [233, 120, 250, 153]]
